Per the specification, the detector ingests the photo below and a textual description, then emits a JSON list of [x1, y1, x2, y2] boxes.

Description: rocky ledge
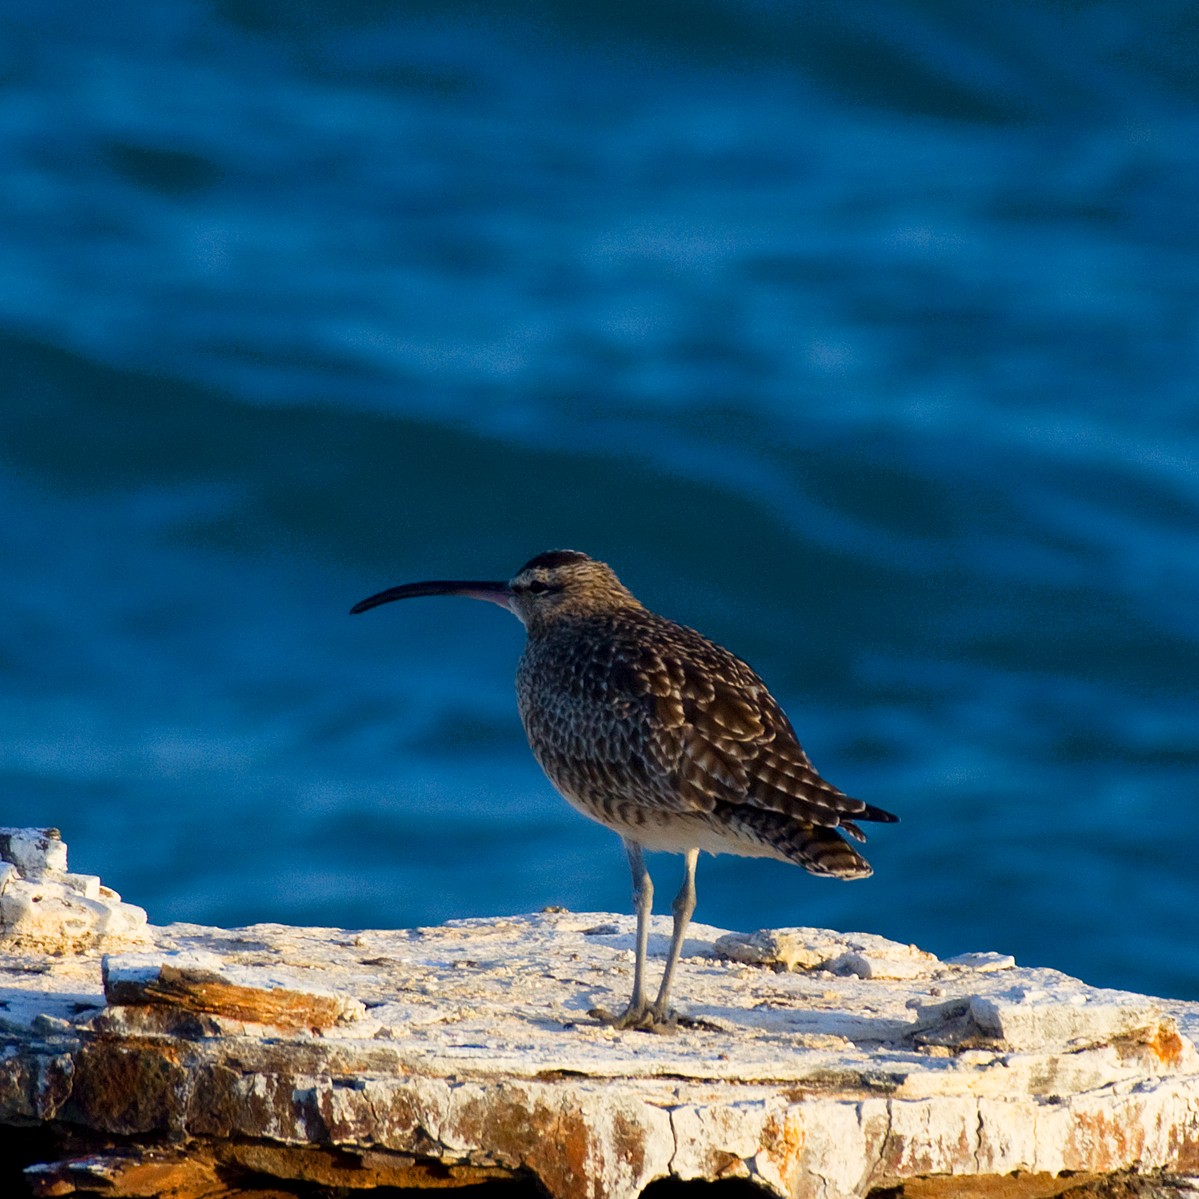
[[2, 828, 1198, 1199]]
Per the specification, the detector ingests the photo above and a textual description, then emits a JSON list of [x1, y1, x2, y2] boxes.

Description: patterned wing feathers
[[693, 685, 767, 741], [640, 642, 892, 835], [746, 745, 865, 825], [610, 619, 897, 838]]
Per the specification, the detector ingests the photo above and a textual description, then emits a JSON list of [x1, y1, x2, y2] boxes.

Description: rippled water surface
[[2, 1, 1198, 998]]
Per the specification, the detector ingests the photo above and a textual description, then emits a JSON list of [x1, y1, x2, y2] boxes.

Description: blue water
[[2, 1, 1198, 1000]]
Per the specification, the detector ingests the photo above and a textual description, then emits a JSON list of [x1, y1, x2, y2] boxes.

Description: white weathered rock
[[908, 983, 1193, 1061], [0, 827, 69, 876], [713, 925, 940, 980], [60, 872, 103, 901], [3, 828, 1199, 1199], [0, 826, 148, 953], [944, 950, 1016, 972]]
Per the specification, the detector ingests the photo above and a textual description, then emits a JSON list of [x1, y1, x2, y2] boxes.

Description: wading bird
[[352, 550, 896, 1031]]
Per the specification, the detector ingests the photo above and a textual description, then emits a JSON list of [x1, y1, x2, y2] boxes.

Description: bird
[[351, 549, 897, 1032]]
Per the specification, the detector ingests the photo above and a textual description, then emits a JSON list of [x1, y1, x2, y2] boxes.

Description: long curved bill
[[350, 579, 513, 615]]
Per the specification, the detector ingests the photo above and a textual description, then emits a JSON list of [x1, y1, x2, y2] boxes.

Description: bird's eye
[[525, 579, 550, 594]]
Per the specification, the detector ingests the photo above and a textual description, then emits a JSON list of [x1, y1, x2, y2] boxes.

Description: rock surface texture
[[2, 830, 1199, 1199]]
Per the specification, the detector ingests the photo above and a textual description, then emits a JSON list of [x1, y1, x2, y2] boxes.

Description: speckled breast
[[515, 617, 672, 833]]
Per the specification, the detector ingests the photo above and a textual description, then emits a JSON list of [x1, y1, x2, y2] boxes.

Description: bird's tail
[[728, 808, 874, 879], [856, 800, 900, 824]]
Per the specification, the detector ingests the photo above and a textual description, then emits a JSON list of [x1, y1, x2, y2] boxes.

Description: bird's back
[[515, 606, 896, 876]]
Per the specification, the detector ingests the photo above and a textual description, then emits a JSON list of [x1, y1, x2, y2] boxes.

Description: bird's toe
[[588, 1002, 678, 1034]]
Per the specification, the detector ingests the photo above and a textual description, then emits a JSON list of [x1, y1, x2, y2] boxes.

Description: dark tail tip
[[859, 802, 899, 824]]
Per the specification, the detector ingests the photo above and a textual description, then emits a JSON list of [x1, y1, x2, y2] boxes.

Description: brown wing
[[618, 617, 892, 832]]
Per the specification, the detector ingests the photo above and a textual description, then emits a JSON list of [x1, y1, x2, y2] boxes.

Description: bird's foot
[[588, 1003, 678, 1034]]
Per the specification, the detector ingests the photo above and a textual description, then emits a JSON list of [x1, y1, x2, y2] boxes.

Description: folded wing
[[616, 624, 896, 875]]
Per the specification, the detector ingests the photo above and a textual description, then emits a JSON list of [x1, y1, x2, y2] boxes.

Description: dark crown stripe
[[517, 549, 592, 573]]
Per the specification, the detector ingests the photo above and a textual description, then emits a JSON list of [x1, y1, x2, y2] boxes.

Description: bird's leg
[[625, 840, 653, 1020], [591, 839, 654, 1029], [647, 847, 699, 1028]]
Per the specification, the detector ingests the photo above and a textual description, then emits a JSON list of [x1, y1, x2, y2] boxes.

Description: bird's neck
[[525, 597, 644, 639]]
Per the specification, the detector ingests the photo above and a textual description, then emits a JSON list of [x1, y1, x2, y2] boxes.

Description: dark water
[[2, 1, 1198, 999]]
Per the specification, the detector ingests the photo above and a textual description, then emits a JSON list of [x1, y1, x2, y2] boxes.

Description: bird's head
[[350, 549, 640, 630], [505, 550, 640, 626]]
